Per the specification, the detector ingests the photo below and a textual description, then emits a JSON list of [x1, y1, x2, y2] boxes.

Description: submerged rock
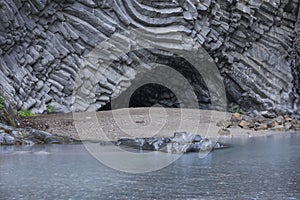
[[116, 137, 169, 151], [171, 132, 197, 143], [115, 132, 225, 154]]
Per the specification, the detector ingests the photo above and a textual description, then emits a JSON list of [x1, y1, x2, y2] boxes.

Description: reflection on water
[[0, 133, 300, 199]]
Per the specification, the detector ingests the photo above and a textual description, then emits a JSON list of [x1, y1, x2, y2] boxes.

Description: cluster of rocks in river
[[218, 112, 300, 135], [115, 132, 224, 154]]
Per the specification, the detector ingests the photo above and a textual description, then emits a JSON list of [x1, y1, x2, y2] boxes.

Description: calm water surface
[[1, 133, 300, 200]]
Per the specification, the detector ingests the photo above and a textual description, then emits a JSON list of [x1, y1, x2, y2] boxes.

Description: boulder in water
[[115, 132, 225, 154]]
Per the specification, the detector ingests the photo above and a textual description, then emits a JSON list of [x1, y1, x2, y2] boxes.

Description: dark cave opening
[[99, 49, 214, 111], [129, 83, 180, 108]]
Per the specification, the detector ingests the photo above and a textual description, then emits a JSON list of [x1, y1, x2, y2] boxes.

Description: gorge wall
[[0, 0, 300, 116]]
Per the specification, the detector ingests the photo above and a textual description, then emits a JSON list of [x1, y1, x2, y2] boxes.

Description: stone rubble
[[217, 112, 300, 135]]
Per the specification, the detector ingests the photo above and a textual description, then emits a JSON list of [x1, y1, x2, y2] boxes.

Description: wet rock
[[194, 134, 202, 142], [171, 132, 195, 143], [116, 132, 225, 154], [198, 138, 213, 151], [44, 136, 65, 144], [152, 138, 167, 151], [116, 137, 168, 151], [214, 142, 224, 149], [162, 143, 190, 154]]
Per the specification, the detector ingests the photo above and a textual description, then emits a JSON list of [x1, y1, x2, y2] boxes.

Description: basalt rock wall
[[0, 0, 300, 116]]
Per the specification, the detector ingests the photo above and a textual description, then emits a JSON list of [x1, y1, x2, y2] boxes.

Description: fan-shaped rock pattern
[[0, 0, 299, 116]]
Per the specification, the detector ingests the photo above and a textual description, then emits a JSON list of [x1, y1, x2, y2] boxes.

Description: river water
[[0, 133, 299, 199]]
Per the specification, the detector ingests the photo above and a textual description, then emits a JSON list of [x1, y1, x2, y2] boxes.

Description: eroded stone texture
[[0, 123, 79, 145], [115, 132, 225, 153], [0, 0, 299, 116]]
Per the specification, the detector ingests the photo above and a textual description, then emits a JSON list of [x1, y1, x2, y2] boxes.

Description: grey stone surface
[[115, 132, 224, 153], [0, 123, 79, 145], [0, 0, 299, 116], [0, 133, 16, 145]]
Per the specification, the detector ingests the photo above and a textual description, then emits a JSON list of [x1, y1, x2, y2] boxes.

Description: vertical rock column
[[292, 3, 300, 113]]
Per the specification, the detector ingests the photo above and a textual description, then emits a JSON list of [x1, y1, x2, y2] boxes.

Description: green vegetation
[[297, 60, 300, 68], [17, 110, 35, 118], [0, 96, 4, 110], [228, 103, 244, 114], [46, 104, 56, 114]]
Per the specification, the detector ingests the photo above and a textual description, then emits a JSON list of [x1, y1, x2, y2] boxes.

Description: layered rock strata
[[0, 0, 299, 116]]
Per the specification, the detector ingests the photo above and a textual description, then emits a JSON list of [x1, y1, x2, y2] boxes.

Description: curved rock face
[[0, 0, 300, 115]]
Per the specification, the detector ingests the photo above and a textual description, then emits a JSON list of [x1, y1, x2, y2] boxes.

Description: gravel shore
[[19, 108, 300, 142]]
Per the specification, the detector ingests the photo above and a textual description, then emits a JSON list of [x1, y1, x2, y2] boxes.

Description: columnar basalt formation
[[0, 0, 299, 116]]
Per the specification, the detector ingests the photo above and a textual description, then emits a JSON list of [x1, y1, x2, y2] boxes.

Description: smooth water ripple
[[0, 133, 300, 199]]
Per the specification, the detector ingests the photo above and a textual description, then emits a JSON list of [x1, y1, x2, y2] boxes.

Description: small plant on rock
[[297, 60, 300, 68], [17, 110, 35, 118], [228, 103, 244, 114], [46, 104, 56, 114], [0, 96, 4, 110]]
